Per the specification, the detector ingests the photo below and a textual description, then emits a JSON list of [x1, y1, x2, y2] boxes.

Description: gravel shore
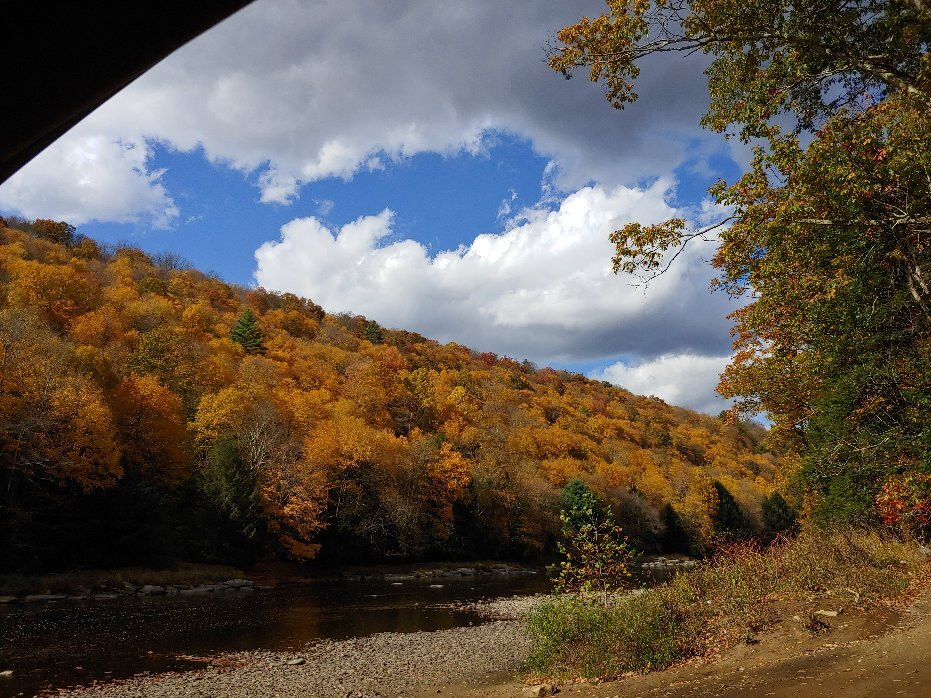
[[49, 597, 542, 698]]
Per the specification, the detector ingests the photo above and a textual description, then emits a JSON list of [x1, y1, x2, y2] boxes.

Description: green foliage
[[551, 1, 931, 142], [230, 308, 266, 354], [526, 529, 925, 680], [713, 481, 750, 539], [554, 2, 931, 526], [557, 480, 635, 606], [31, 219, 76, 246], [198, 435, 261, 547], [761, 492, 797, 535], [526, 593, 682, 678], [363, 319, 384, 344]]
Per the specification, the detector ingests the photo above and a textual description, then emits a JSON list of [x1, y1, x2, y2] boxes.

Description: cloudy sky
[[0, 0, 745, 414]]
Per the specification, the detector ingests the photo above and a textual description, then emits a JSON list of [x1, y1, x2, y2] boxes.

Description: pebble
[[53, 598, 535, 698]]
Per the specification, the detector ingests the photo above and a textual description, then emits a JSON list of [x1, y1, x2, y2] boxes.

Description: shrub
[[876, 474, 931, 540], [557, 480, 635, 607], [525, 529, 925, 680]]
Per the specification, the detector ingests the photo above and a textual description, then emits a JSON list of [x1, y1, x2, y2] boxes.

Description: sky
[[0, 0, 748, 415]]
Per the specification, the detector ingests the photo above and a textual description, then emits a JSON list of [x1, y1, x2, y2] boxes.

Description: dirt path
[[424, 584, 931, 698]]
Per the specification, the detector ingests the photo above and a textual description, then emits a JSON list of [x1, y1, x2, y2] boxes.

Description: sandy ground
[[45, 586, 931, 697]]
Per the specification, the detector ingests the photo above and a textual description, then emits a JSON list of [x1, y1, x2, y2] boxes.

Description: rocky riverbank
[[49, 602, 536, 698], [0, 578, 263, 605]]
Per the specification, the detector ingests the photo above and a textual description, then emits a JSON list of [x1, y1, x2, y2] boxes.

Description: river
[[0, 571, 552, 697], [0, 562, 683, 698]]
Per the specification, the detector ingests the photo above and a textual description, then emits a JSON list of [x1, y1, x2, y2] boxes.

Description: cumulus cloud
[[0, 133, 178, 227], [1, 0, 716, 217], [255, 181, 738, 365], [592, 353, 733, 415]]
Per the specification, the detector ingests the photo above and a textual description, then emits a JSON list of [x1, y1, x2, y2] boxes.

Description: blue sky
[[0, 0, 747, 413], [79, 135, 556, 284]]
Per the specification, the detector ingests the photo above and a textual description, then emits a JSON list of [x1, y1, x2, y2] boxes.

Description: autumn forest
[[0, 217, 781, 573]]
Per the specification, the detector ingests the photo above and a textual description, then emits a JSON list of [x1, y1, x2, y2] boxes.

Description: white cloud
[[0, 0, 718, 219], [0, 133, 178, 227], [592, 353, 733, 415], [255, 181, 738, 365]]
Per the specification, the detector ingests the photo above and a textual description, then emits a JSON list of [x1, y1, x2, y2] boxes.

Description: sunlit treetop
[[550, 0, 931, 141]]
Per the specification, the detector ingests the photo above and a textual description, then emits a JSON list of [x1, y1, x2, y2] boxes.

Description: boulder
[[0, 596, 16, 604], [222, 579, 254, 589], [286, 657, 306, 666], [24, 594, 67, 602], [139, 585, 166, 596], [523, 684, 558, 698], [0, 670, 13, 679]]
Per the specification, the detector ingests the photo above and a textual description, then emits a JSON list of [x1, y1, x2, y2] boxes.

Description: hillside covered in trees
[[0, 217, 780, 572]]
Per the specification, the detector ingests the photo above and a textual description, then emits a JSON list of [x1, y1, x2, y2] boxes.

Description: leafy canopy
[[553, 1, 931, 524]]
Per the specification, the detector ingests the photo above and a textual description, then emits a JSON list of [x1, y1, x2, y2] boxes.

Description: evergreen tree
[[230, 308, 266, 354], [363, 319, 384, 344], [762, 492, 797, 536], [660, 503, 692, 554], [713, 481, 750, 539]]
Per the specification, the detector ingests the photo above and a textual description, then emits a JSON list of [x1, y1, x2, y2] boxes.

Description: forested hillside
[[0, 218, 779, 572]]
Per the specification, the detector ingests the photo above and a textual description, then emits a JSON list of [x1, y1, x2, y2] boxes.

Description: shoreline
[[42, 576, 931, 698], [47, 596, 542, 698]]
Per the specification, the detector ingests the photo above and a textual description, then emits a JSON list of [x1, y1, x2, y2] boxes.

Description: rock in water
[[139, 585, 166, 595], [23, 594, 67, 602], [222, 579, 254, 589]]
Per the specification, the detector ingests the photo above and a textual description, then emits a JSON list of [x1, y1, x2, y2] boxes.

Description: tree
[[660, 503, 692, 553], [553, 2, 931, 523], [198, 435, 262, 552], [762, 492, 797, 536], [551, 1, 931, 142], [31, 219, 76, 246], [556, 479, 635, 607], [712, 480, 749, 539], [231, 308, 266, 354], [363, 319, 384, 345], [112, 374, 190, 483]]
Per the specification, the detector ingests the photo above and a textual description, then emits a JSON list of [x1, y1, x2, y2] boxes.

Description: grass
[[0, 562, 244, 596], [525, 529, 928, 680]]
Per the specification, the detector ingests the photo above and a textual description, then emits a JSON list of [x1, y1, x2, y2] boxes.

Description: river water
[[0, 572, 552, 697], [0, 562, 681, 698]]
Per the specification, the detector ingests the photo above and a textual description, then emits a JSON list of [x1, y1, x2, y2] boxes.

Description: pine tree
[[230, 308, 266, 354], [363, 319, 384, 345], [660, 503, 693, 554], [762, 492, 797, 536], [713, 481, 750, 539]]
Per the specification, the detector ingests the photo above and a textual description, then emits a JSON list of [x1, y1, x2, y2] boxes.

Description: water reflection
[[0, 573, 550, 697], [0, 562, 682, 697]]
